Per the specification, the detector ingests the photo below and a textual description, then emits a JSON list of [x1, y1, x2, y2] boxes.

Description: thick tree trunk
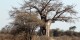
[[40, 15, 52, 37], [40, 16, 47, 35], [46, 20, 52, 37], [40, 20, 52, 37], [40, 26, 46, 35]]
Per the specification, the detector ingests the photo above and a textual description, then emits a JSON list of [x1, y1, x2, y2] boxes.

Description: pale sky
[[0, 0, 80, 32]]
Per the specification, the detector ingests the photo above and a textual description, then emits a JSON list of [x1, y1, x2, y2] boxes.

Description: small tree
[[10, 0, 78, 37], [69, 26, 76, 32], [69, 26, 76, 36], [10, 13, 44, 40], [1, 25, 12, 34]]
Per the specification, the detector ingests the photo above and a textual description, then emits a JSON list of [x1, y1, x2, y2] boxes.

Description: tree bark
[[46, 20, 52, 37], [40, 26, 46, 35], [40, 19, 52, 37]]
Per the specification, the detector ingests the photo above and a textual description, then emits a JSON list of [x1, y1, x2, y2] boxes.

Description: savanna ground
[[0, 30, 80, 40]]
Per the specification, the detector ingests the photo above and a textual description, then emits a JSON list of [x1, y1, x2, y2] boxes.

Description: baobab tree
[[10, 0, 78, 37]]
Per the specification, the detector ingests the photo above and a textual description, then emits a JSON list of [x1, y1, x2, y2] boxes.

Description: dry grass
[[54, 35, 80, 40], [0, 33, 80, 40], [0, 34, 14, 40], [32, 35, 54, 40]]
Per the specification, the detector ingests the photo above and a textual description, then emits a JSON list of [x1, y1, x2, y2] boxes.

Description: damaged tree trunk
[[40, 19, 52, 37], [46, 20, 52, 37]]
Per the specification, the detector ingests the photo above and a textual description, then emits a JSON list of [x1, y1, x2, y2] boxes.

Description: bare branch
[[52, 5, 75, 22], [55, 17, 72, 22], [31, 6, 42, 15], [41, 0, 52, 12]]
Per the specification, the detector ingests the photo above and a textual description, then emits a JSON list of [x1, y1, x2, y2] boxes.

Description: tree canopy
[[9, 0, 78, 37]]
